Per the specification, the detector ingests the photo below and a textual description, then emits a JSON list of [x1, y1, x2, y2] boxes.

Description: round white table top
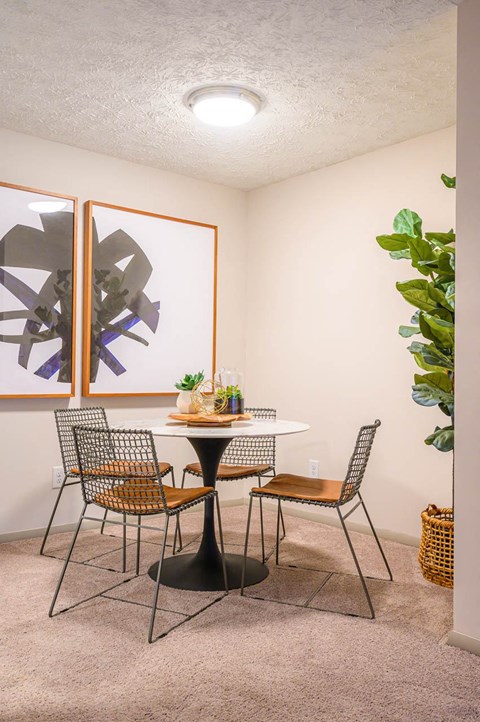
[[115, 418, 310, 439]]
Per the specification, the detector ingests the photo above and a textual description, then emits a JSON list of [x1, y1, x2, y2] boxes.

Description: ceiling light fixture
[[28, 201, 67, 213], [186, 85, 262, 127]]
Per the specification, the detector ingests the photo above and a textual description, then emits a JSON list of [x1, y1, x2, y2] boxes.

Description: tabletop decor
[[175, 370, 204, 413], [191, 378, 227, 415], [169, 412, 251, 427], [0, 182, 77, 398], [82, 201, 217, 396], [215, 367, 245, 414], [376, 172, 455, 588]]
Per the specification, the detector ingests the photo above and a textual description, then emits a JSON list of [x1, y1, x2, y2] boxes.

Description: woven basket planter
[[418, 504, 454, 589]]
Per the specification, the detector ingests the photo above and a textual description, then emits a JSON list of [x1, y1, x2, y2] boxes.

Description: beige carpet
[[1, 505, 479, 722]]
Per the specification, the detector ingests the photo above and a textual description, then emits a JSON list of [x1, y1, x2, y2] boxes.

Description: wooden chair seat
[[186, 462, 272, 479], [70, 461, 171, 477], [251, 473, 343, 504], [95, 481, 214, 514]]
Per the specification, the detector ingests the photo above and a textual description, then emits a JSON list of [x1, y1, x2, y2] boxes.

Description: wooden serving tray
[[169, 413, 252, 427]]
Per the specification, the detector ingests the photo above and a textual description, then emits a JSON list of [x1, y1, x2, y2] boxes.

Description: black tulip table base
[[148, 435, 269, 591]]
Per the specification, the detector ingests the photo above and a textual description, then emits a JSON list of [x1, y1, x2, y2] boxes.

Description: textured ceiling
[[0, 0, 456, 190]]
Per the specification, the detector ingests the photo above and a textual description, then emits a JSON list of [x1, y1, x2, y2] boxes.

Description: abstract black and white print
[[0, 184, 76, 397], [84, 203, 216, 396]]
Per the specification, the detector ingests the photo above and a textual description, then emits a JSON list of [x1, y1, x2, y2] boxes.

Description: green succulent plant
[[376, 174, 456, 452], [216, 384, 244, 400], [174, 370, 204, 391]]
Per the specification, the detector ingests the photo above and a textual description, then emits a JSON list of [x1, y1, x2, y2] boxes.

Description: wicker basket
[[418, 505, 454, 588]]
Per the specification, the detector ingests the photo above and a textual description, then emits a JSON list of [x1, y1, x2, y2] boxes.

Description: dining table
[[115, 417, 310, 591]]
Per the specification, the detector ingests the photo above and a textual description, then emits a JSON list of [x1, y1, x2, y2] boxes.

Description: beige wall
[[0, 124, 458, 545], [450, 0, 480, 653], [245, 126, 456, 542], [0, 128, 248, 536]]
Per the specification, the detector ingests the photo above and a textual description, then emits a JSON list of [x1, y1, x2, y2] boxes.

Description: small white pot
[[176, 390, 195, 414]]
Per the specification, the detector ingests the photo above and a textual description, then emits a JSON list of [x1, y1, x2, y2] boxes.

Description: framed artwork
[[83, 201, 217, 396], [0, 182, 77, 398]]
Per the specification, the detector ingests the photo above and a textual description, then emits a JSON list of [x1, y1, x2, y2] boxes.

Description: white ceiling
[[0, 0, 456, 190]]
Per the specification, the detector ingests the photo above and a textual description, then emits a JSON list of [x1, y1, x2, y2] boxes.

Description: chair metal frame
[[241, 420, 392, 619], [48, 426, 228, 643], [179, 407, 284, 560], [41, 408, 178, 563]]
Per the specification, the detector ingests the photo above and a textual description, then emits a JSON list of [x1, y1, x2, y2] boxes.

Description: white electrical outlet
[[308, 459, 320, 478], [52, 466, 64, 489]]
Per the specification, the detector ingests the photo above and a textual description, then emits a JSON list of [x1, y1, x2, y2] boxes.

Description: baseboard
[[251, 498, 420, 548], [0, 495, 416, 548], [0, 496, 245, 544], [0, 519, 101, 543], [447, 630, 480, 657]]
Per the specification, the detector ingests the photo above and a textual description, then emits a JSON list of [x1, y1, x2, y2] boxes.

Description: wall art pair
[[0, 182, 217, 398]]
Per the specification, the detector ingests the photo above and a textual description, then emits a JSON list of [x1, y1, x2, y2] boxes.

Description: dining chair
[[241, 419, 392, 619], [41, 408, 179, 565], [179, 407, 284, 560], [48, 426, 228, 643]]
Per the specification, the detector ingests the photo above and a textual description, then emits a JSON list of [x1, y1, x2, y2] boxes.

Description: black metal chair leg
[[279, 501, 286, 540], [49, 503, 87, 617], [148, 516, 170, 644], [337, 508, 375, 619], [257, 476, 266, 563], [180, 470, 187, 489], [99, 508, 109, 535], [171, 468, 182, 554], [215, 492, 229, 593], [40, 474, 70, 555], [358, 492, 393, 581], [271, 468, 286, 540], [241, 495, 254, 595], [136, 516, 141, 576], [122, 513, 127, 573], [275, 498, 281, 565]]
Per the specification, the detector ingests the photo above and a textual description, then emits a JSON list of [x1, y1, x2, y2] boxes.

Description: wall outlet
[[52, 466, 64, 489], [308, 459, 320, 478]]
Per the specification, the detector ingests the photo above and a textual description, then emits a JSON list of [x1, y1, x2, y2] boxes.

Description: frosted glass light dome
[[186, 85, 262, 127]]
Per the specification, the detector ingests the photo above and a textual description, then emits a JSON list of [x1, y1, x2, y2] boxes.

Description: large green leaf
[[441, 174, 456, 189], [393, 209, 423, 238], [421, 314, 455, 349], [408, 341, 454, 370], [412, 352, 447, 374], [399, 325, 420, 338], [439, 402, 454, 417], [412, 383, 453, 408], [437, 253, 455, 279], [424, 425, 454, 452], [413, 372, 452, 394], [396, 280, 438, 312], [425, 232, 455, 246], [389, 249, 411, 260], [445, 282, 455, 309], [429, 307, 453, 323], [428, 284, 454, 311], [407, 237, 436, 276], [376, 233, 412, 252]]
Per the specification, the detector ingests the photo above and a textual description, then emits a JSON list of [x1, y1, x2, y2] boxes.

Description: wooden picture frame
[[82, 201, 217, 397], [0, 182, 78, 398]]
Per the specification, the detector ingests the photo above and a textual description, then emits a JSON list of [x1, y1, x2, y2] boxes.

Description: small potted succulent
[[174, 370, 204, 413], [217, 384, 245, 414]]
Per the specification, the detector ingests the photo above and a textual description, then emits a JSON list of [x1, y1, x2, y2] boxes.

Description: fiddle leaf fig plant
[[376, 174, 456, 453]]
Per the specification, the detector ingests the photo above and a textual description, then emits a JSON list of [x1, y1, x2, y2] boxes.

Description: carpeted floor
[[1, 505, 479, 722]]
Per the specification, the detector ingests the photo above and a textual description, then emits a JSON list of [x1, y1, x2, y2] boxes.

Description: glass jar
[[215, 367, 245, 414]]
